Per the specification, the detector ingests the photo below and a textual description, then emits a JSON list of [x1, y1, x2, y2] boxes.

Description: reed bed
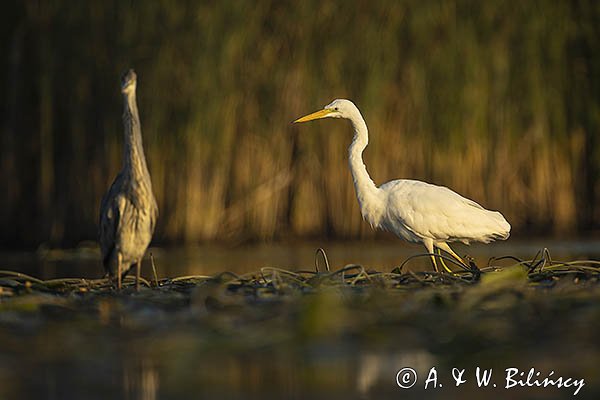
[[1, 1, 599, 247]]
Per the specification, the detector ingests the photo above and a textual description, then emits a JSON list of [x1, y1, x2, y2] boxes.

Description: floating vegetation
[[1, 249, 598, 298]]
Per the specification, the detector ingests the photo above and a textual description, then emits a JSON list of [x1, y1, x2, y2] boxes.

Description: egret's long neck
[[122, 90, 150, 182], [347, 111, 384, 226]]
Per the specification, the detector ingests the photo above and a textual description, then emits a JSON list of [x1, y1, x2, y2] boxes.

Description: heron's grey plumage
[[99, 69, 158, 289]]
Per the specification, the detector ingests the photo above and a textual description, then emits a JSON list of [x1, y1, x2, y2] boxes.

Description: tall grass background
[[0, 0, 598, 247]]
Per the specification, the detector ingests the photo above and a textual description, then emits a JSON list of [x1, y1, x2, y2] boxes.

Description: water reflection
[[23, 340, 595, 399], [123, 357, 159, 400], [357, 350, 437, 396]]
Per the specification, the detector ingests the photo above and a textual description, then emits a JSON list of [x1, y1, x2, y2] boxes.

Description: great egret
[[294, 99, 510, 272], [99, 69, 158, 290]]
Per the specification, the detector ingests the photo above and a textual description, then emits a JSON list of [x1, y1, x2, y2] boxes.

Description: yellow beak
[[293, 108, 333, 123]]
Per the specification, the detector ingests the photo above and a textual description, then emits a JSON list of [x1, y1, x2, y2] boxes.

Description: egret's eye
[[334, 107, 339, 111]]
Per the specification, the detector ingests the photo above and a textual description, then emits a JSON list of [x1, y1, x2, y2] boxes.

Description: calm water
[[3, 238, 600, 279]]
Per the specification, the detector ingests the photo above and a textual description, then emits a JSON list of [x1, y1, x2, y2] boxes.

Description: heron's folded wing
[[99, 179, 125, 263]]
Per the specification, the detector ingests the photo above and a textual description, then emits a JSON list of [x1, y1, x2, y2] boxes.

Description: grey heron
[[99, 69, 158, 290]]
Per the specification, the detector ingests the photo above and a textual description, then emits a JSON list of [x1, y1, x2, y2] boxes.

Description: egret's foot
[[435, 243, 473, 274], [433, 248, 454, 274], [465, 255, 479, 270]]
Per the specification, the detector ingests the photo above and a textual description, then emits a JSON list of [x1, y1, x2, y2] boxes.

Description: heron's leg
[[423, 239, 438, 273], [436, 242, 466, 267], [117, 252, 122, 291], [135, 259, 141, 292]]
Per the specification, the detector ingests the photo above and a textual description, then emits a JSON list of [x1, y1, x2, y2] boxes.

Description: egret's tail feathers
[[483, 211, 511, 242]]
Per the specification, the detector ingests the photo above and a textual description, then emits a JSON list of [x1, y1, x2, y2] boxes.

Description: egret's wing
[[385, 180, 509, 243]]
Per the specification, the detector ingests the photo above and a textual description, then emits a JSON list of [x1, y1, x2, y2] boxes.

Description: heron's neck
[[347, 112, 383, 226], [122, 91, 150, 182]]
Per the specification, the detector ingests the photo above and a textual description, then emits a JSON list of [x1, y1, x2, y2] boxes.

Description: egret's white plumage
[[294, 99, 510, 271]]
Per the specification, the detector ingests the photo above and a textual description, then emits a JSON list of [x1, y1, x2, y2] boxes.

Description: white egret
[[294, 99, 510, 272]]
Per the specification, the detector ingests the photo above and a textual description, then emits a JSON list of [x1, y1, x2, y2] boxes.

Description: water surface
[[3, 238, 599, 279]]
